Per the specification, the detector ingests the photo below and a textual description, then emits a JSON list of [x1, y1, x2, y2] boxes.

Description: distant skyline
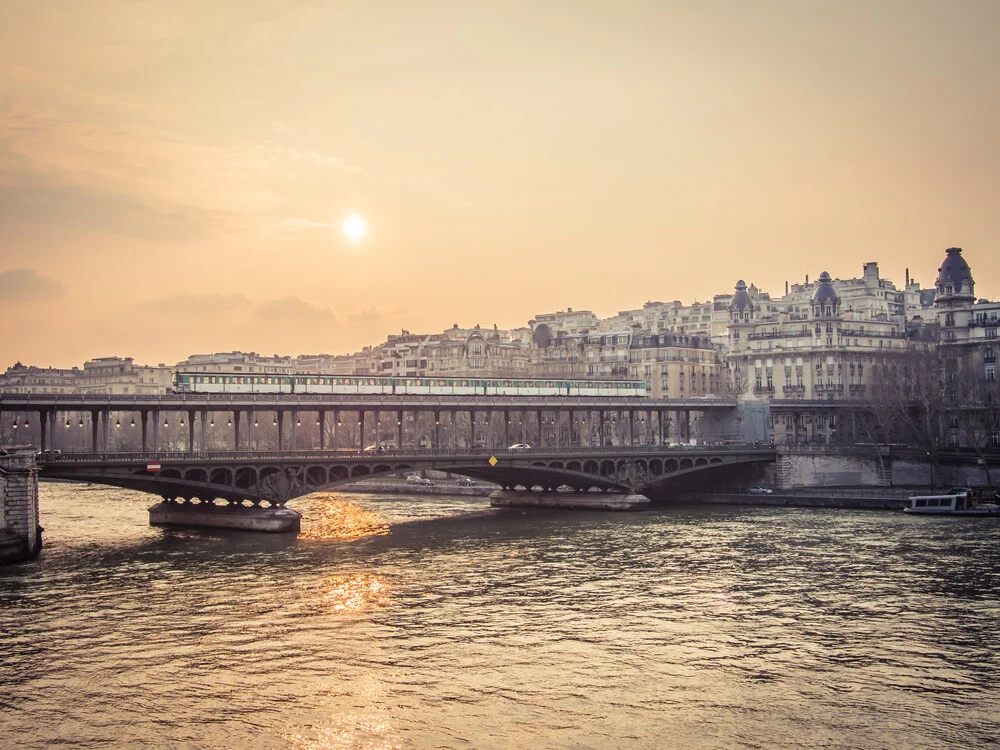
[[2, 1, 998, 368]]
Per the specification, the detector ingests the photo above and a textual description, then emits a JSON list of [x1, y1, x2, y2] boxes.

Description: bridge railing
[[2, 393, 736, 407], [35, 444, 777, 464]]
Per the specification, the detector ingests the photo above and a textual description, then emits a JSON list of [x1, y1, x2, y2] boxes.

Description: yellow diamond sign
[[488, 455, 498, 467]]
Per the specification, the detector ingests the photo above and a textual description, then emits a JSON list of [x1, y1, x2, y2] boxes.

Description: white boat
[[904, 487, 1000, 516]]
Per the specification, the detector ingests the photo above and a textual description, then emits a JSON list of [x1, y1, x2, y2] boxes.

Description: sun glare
[[343, 214, 367, 242]]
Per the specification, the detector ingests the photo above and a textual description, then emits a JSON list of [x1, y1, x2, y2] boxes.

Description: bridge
[[0, 392, 750, 454], [2, 392, 777, 540], [35, 444, 777, 505]]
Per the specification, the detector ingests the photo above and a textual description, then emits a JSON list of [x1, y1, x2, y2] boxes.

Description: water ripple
[[1, 486, 999, 749]]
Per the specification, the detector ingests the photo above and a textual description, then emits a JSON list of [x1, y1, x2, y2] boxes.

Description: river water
[[1, 484, 999, 749]]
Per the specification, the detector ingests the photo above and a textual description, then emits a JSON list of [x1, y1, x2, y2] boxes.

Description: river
[[1, 483, 998, 749]]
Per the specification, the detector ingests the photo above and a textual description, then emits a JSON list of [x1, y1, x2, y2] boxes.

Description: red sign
[[146, 462, 161, 472]]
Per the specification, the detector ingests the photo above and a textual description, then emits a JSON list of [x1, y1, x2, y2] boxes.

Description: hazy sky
[[2, 0, 998, 368]]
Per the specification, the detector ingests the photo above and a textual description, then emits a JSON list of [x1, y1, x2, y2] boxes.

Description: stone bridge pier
[[0, 447, 41, 564]]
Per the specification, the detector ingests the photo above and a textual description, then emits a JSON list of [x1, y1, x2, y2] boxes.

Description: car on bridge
[[406, 475, 435, 487], [455, 477, 477, 486], [747, 487, 774, 495], [508, 443, 531, 451]]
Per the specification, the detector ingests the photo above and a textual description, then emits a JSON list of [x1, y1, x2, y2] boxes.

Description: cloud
[[346, 304, 408, 326], [269, 216, 331, 237], [254, 296, 334, 323], [0, 268, 66, 302], [0, 175, 231, 244], [136, 293, 252, 315]]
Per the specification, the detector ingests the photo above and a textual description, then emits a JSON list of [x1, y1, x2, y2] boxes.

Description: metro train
[[173, 372, 647, 397]]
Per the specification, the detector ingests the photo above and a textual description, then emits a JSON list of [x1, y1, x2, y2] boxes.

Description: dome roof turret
[[532, 323, 553, 349], [811, 271, 840, 304], [729, 280, 754, 312], [936, 247, 974, 297]]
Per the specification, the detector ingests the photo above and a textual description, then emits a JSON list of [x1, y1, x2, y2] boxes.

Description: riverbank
[[338, 479, 498, 497], [681, 489, 916, 510]]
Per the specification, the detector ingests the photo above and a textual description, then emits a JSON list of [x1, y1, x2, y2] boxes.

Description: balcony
[[782, 385, 806, 394], [814, 384, 845, 393]]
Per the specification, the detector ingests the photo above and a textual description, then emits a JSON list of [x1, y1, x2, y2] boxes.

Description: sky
[[1, 0, 998, 368]]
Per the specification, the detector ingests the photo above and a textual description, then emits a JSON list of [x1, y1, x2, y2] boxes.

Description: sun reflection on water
[[287, 718, 402, 750], [298, 494, 391, 541], [321, 573, 391, 614]]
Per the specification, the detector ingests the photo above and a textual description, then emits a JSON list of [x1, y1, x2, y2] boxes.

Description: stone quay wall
[[0, 447, 41, 564], [774, 448, 994, 490]]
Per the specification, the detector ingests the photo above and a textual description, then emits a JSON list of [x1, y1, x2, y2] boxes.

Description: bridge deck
[[1, 394, 736, 410]]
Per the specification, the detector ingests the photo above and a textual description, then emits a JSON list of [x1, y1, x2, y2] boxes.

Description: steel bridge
[[1, 392, 742, 455], [36, 445, 777, 505]]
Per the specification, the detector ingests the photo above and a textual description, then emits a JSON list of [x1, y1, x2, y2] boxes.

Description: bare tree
[[951, 346, 1000, 486], [864, 348, 950, 487]]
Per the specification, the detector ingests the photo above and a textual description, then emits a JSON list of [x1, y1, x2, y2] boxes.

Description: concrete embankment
[[148, 502, 302, 533], [490, 490, 649, 511], [338, 481, 497, 497], [682, 491, 910, 510]]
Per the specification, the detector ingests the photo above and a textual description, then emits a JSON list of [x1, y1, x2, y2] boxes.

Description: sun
[[342, 214, 367, 242]]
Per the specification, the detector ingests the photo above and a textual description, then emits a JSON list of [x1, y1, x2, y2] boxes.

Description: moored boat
[[904, 487, 1000, 516]]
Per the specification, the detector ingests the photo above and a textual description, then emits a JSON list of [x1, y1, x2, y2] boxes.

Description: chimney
[[805, 275, 809, 285], [906, 268, 910, 286], [785, 281, 789, 295]]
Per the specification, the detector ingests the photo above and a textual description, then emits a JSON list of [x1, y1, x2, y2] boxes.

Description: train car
[[174, 372, 647, 398]]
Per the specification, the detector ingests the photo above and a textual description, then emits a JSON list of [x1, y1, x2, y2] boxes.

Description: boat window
[[915, 499, 927, 507]]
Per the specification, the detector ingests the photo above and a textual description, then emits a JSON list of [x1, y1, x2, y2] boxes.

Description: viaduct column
[[396, 410, 403, 449], [536, 411, 542, 448], [40, 410, 48, 453], [599, 411, 605, 447], [434, 411, 440, 449], [103, 407, 111, 453], [90, 410, 99, 453], [0, 448, 41, 562], [504, 410, 510, 447], [200, 409, 208, 453], [277, 411, 285, 451], [141, 410, 148, 452], [450, 410, 457, 449], [188, 410, 195, 453], [233, 410, 241, 451], [290, 410, 297, 451], [319, 410, 327, 450], [153, 408, 160, 452], [359, 410, 366, 450]]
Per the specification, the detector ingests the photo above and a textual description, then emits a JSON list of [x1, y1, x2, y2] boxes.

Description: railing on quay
[[713, 486, 916, 500], [36, 443, 777, 465], [0, 392, 737, 408]]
